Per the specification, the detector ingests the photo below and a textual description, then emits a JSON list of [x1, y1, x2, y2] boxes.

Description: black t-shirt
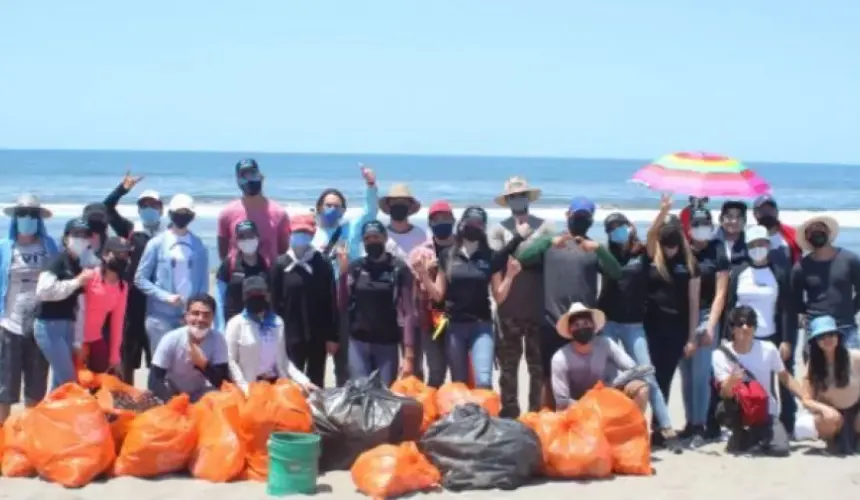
[[215, 256, 267, 323], [694, 240, 730, 308], [439, 245, 503, 322], [791, 248, 860, 326], [645, 251, 701, 325], [598, 246, 648, 324], [348, 255, 408, 344]]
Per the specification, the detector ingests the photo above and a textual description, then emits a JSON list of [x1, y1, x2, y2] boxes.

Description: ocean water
[[1, 149, 858, 268]]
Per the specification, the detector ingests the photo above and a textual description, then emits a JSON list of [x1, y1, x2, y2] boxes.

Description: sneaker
[[652, 430, 684, 454], [677, 424, 695, 439]]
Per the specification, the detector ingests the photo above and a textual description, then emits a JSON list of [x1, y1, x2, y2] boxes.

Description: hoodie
[[0, 217, 59, 318]]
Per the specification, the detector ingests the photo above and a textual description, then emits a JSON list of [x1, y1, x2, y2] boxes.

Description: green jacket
[[517, 234, 623, 279]]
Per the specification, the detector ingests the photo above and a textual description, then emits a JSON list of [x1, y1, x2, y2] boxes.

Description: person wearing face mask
[[135, 194, 209, 369], [409, 200, 457, 387], [33, 218, 97, 389], [488, 177, 554, 418], [643, 195, 701, 436], [517, 197, 623, 409], [81, 203, 110, 263], [724, 226, 798, 435], [217, 159, 291, 265], [792, 216, 860, 349], [752, 195, 801, 265], [76, 237, 131, 375], [345, 220, 415, 387], [550, 303, 650, 412], [715, 200, 749, 267], [214, 220, 269, 332], [380, 184, 426, 259], [415, 207, 529, 389], [100, 170, 164, 383], [677, 208, 730, 445], [270, 213, 339, 388], [149, 294, 229, 403], [0, 195, 58, 424], [679, 196, 709, 240], [598, 212, 681, 451], [225, 276, 317, 394], [311, 165, 378, 387]]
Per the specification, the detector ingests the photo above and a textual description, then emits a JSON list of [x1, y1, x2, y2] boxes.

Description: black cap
[[461, 205, 488, 225], [603, 212, 630, 232], [235, 219, 258, 236], [753, 194, 777, 210], [361, 220, 387, 237], [82, 203, 108, 220], [690, 208, 713, 226], [64, 217, 91, 236], [242, 275, 268, 297], [235, 158, 260, 175], [103, 236, 131, 253]]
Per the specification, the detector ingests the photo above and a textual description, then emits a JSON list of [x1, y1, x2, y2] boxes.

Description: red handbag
[[717, 344, 770, 427]]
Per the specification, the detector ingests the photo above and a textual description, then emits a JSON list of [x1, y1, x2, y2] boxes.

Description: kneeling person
[[551, 303, 649, 412], [149, 294, 229, 402]]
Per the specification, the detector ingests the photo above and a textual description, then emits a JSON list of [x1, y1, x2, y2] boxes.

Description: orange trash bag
[[351, 442, 441, 499], [520, 409, 613, 479], [95, 374, 149, 451], [2, 412, 35, 477], [189, 383, 246, 482], [23, 383, 116, 487], [390, 376, 439, 433], [77, 368, 101, 391], [114, 394, 198, 478], [240, 379, 313, 481], [575, 382, 651, 475], [436, 382, 501, 417]]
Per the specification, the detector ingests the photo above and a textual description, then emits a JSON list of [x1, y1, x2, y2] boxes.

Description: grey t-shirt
[[152, 327, 229, 399], [550, 336, 635, 410], [488, 215, 554, 320], [2, 242, 48, 335], [543, 240, 602, 326]]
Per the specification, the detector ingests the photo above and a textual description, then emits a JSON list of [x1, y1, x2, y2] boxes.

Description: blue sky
[[1, 2, 858, 163]]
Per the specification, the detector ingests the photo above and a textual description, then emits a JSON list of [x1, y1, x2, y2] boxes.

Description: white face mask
[[748, 247, 769, 262], [67, 237, 90, 256], [238, 238, 259, 255], [188, 325, 209, 340], [691, 226, 713, 242]]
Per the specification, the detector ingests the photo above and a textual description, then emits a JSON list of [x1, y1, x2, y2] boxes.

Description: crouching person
[[551, 303, 650, 413], [713, 306, 828, 456], [148, 294, 230, 402]]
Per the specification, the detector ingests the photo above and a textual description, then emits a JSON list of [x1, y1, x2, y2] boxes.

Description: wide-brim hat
[[379, 184, 421, 216], [3, 194, 52, 218], [494, 176, 542, 206], [797, 215, 839, 252], [556, 302, 606, 338]]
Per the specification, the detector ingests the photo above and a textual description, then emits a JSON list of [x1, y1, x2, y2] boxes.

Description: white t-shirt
[[166, 232, 194, 300], [712, 340, 785, 416], [386, 225, 428, 260], [735, 266, 779, 338], [2, 242, 48, 334]]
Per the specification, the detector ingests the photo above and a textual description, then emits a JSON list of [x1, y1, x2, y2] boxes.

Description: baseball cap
[[753, 194, 777, 210], [64, 217, 92, 236], [461, 206, 488, 224], [137, 189, 162, 203], [168, 194, 195, 212], [603, 212, 629, 232], [745, 225, 770, 244], [235, 158, 260, 175], [361, 220, 387, 237], [428, 200, 454, 217], [569, 197, 596, 215], [242, 275, 268, 297], [234, 220, 258, 236], [290, 213, 317, 233], [82, 203, 108, 221]]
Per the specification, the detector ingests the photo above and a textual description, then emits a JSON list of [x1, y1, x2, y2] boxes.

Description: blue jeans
[[33, 319, 77, 390], [446, 321, 494, 389], [603, 321, 673, 430], [679, 310, 713, 426], [840, 325, 860, 349], [348, 339, 400, 387]]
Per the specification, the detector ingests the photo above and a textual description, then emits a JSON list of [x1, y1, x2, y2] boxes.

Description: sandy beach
[[2, 350, 858, 500]]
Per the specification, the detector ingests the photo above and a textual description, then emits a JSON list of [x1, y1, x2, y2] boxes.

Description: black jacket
[[270, 251, 339, 345]]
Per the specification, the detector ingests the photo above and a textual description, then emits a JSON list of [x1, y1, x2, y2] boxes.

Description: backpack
[[713, 343, 771, 428], [347, 256, 407, 311]]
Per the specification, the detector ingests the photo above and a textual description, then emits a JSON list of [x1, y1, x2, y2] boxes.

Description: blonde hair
[[654, 234, 697, 282]]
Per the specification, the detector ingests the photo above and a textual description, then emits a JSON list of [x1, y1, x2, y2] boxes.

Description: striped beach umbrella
[[631, 151, 770, 197]]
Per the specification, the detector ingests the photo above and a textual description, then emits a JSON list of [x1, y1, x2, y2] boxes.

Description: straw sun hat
[[494, 176, 542, 207], [555, 302, 606, 338], [797, 215, 839, 253], [378, 184, 421, 216]]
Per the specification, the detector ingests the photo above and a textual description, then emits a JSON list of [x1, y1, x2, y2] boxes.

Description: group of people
[[0, 161, 858, 458]]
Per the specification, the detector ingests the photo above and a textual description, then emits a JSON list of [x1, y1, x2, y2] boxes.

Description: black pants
[[727, 418, 790, 457], [334, 311, 350, 387], [120, 315, 151, 384], [644, 316, 687, 429], [287, 339, 327, 388], [763, 333, 796, 434]]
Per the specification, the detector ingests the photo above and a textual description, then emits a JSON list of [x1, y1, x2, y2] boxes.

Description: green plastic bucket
[[267, 432, 321, 496]]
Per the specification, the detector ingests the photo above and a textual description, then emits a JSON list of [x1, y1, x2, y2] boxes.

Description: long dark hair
[[807, 336, 851, 394], [452, 220, 491, 256]]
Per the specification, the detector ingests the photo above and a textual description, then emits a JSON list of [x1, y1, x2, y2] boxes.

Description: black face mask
[[571, 328, 595, 345], [461, 226, 483, 242], [364, 242, 385, 259], [240, 180, 263, 196], [246, 295, 269, 315], [431, 223, 453, 239], [757, 214, 778, 229], [567, 216, 592, 236], [808, 231, 829, 249], [106, 258, 128, 275], [170, 211, 194, 229], [388, 204, 410, 222]]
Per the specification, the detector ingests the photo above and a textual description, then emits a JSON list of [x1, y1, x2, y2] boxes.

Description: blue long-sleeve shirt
[[311, 184, 378, 280]]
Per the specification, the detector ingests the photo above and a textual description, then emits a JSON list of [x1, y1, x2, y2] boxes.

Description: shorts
[[0, 327, 49, 405], [541, 323, 568, 377]]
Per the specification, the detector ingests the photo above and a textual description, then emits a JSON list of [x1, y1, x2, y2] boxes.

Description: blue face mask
[[15, 216, 38, 237], [609, 225, 630, 244], [139, 207, 161, 226], [320, 206, 343, 226], [290, 232, 313, 249]]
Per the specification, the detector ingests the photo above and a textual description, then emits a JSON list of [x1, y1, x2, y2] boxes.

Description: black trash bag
[[309, 371, 423, 471], [419, 403, 541, 491]]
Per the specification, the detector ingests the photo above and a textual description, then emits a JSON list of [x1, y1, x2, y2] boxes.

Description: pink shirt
[[217, 198, 291, 264], [81, 271, 128, 365]]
